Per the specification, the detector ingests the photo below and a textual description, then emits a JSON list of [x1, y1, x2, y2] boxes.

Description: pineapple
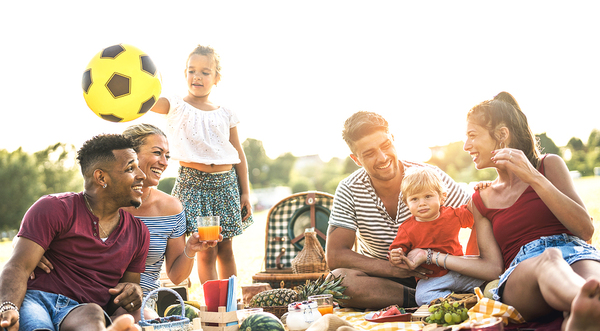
[[249, 273, 349, 307]]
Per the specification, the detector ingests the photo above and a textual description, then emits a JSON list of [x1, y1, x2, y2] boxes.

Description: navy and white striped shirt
[[138, 210, 187, 295], [329, 161, 470, 261]]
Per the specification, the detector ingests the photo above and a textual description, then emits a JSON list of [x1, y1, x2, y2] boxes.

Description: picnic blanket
[[335, 309, 423, 331]]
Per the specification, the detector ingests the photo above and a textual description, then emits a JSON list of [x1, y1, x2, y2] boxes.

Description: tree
[[567, 137, 585, 151], [0, 144, 83, 231], [343, 156, 360, 175], [587, 129, 600, 149], [243, 138, 270, 188], [34, 143, 82, 195], [536, 133, 560, 156], [269, 152, 296, 186], [0, 148, 40, 231], [158, 177, 176, 194], [428, 141, 478, 182]]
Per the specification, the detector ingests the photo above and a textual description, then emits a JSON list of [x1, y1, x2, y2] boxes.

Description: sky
[[2, 1, 599, 175]]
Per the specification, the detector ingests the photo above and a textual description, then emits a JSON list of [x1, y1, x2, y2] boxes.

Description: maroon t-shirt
[[472, 156, 573, 270], [18, 192, 150, 308]]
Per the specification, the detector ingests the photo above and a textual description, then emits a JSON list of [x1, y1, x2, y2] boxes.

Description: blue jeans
[[491, 233, 600, 302], [416, 270, 485, 306], [18, 290, 111, 331]]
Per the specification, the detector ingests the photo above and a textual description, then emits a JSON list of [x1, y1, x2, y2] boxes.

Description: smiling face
[[463, 121, 498, 170], [136, 134, 169, 187], [406, 190, 444, 222], [185, 54, 220, 99], [350, 130, 399, 182], [106, 148, 146, 208]]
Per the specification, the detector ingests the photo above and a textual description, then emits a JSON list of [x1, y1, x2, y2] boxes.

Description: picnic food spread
[[249, 274, 348, 308]]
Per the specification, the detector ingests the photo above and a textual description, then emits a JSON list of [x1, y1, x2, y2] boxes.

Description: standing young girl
[[151, 45, 253, 284]]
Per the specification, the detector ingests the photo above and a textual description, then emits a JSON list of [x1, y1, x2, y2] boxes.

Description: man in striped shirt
[[326, 111, 471, 309]]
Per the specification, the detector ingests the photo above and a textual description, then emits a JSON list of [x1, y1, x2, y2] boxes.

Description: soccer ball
[[82, 44, 161, 122]]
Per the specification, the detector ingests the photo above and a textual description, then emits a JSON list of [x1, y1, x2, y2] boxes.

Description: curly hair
[[467, 92, 541, 168], [187, 44, 221, 77], [122, 123, 167, 153], [342, 111, 390, 153], [77, 134, 135, 176]]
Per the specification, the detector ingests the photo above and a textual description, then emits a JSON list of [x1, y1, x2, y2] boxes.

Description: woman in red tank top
[[398, 92, 600, 328]]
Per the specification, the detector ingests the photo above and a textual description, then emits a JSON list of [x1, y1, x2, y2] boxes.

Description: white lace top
[[164, 96, 241, 165]]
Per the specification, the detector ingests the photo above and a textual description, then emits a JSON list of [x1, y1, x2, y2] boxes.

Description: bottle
[[291, 227, 327, 273], [285, 300, 322, 331]]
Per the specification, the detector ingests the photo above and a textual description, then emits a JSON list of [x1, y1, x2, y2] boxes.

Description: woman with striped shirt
[[121, 124, 222, 320]]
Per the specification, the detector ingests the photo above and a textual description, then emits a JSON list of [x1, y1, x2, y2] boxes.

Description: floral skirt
[[172, 166, 253, 238]]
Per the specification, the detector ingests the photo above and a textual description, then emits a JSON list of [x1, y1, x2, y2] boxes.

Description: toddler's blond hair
[[401, 167, 447, 204]]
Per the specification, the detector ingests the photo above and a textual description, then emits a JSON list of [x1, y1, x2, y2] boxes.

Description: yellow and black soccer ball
[[82, 44, 161, 122]]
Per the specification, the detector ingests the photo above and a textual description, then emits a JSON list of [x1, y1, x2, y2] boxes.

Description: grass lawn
[[1, 176, 599, 305]]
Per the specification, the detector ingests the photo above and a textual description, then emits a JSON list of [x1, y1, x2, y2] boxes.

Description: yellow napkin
[[467, 287, 525, 325]]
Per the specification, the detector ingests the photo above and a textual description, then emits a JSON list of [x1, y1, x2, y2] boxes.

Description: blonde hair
[[122, 123, 166, 153], [400, 167, 446, 204], [187, 44, 221, 77]]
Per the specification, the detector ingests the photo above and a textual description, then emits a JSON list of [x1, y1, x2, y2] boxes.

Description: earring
[[499, 141, 506, 149], [103, 184, 107, 188]]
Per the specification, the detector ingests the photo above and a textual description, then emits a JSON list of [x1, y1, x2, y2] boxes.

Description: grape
[[452, 313, 461, 323], [425, 297, 470, 326], [444, 313, 453, 323], [461, 311, 469, 321]]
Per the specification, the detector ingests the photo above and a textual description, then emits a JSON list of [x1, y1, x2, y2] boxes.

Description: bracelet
[[435, 252, 441, 267], [443, 253, 449, 269], [183, 247, 195, 260], [426, 248, 432, 265], [0, 301, 17, 310], [0, 301, 19, 318]]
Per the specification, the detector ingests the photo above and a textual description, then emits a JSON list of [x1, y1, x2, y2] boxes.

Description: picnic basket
[[139, 287, 190, 330], [252, 191, 334, 289]]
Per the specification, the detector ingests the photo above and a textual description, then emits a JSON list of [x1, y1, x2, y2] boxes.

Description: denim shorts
[[18, 290, 111, 331], [416, 270, 485, 306], [491, 233, 600, 301]]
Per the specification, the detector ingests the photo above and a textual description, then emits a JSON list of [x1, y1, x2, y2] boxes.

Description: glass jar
[[285, 300, 322, 331]]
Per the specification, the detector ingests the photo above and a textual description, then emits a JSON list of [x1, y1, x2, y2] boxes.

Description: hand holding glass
[[308, 294, 333, 315], [197, 216, 220, 241]]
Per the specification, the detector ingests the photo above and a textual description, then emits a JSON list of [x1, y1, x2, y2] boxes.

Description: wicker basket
[[291, 228, 327, 274], [139, 288, 190, 330]]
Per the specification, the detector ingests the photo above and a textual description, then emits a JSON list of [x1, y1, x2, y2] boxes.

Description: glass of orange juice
[[308, 294, 333, 315], [197, 216, 220, 241]]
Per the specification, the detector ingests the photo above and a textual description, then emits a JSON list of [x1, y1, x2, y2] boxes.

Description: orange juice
[[198, 225, 220, 241], [317, 305, 333, 315]]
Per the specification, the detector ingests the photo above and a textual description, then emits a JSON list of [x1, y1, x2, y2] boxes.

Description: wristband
[[426, 248, 432, 265], [435, 252, 441, 267], [183, 247, 195, 260], [443, 253, 449, 269], [0, 301, 19, 318]]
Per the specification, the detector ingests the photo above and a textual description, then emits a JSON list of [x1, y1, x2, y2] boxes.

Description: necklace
[[142, 188, 152, 203], [84, 194, 117, 238]]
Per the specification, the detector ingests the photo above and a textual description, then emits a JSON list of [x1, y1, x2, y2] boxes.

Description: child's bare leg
[[107, 315, 141, 331], [216, 238, 237, 279], [197, 245, 218, 284], [562, 277, 600, 331]]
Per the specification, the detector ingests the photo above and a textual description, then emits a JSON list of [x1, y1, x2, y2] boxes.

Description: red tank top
[[472, 155, 573, 269]]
